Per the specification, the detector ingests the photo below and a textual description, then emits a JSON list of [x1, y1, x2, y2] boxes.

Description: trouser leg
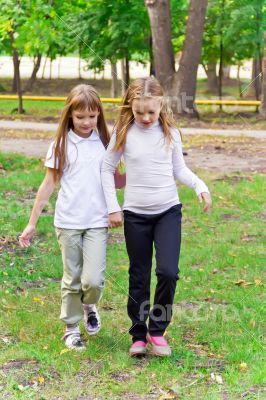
[[124, 211, 153, 343], [81, 227, 108, 305], [56, 228, 84, 325], [149, 204, 182, 336]]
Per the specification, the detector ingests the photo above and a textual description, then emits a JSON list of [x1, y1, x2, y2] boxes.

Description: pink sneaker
[[147, 333, 171, 356], [129, 341, 147, 357]]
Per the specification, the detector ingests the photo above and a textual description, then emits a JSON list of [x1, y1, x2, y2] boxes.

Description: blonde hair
[[53, 84, 109, 180], [113, 77, 177, 151]]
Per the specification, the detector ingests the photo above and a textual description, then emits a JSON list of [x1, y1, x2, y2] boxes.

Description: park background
[[0, 1, 265, 399]]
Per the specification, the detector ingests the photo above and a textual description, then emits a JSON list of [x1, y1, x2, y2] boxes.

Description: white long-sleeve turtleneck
[[101, 121, 209, 215]]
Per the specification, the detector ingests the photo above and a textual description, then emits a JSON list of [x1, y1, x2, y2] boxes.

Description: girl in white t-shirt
[[19, 84, 124, 350], [101, 77, 212, 357]]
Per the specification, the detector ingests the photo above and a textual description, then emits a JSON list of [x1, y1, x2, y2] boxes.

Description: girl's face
[[132, 97, 162, 129], [72, 108, 100, 138]]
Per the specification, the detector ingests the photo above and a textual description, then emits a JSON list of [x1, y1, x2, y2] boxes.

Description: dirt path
[[1, 134, 265, 173]]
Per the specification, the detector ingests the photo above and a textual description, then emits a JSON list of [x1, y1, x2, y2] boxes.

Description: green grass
[[0, 152, 265, 399]]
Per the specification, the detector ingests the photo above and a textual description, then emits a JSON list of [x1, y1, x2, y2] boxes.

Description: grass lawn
[[0, 152, 265, 399]]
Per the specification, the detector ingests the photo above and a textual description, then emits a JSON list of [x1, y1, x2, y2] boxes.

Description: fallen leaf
[[249, 320, 255, 328], [210, 373, 223, 384], [234, 280, 253, 288], [32, 297, 45, 305], [239, 362, 248, 372], [17, 384, 27, 391], [37, 376, 45, 384], [60, 348, 72, 355], [158, 394, 176, 400], [254, 278, 263, 287]]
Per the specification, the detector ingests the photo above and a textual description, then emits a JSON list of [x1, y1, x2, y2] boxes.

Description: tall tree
[[146, 0, 208, 116], [260, 31, 266, 116], [68, 0, 150, 96], [0, 0, 73, 111]]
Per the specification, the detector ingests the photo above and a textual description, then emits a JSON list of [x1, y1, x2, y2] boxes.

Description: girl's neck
[[134, 120, 160, 130], [72, 128, 93, 139]]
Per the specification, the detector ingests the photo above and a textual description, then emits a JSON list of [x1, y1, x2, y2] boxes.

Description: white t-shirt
[[101, 121, 209, 214], [45, 129, 108, 229]]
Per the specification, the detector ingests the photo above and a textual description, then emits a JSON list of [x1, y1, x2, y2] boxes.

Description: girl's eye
[[149, 111, 154, 114]]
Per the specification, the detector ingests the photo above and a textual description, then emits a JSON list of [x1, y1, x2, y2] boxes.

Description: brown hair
[[113, 77, 177, 151], [52, 84, 109, 180]]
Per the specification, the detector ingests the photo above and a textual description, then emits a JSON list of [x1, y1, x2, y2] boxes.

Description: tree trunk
[[121, 59, 127, 94], [111, 62, 119, 97], [203, 63, 218, 94], [252, 57, 262, 100], [125, 56, 130, 86], [259, 32, 266, 116], [237, 63, 242, 99], [171, 0, 208, 116], [23, 54, 42, 92], [222, 66, 230, 79], [58, 57, 61, 79], [145, 0, 175, 90], [12, 55, 20, 93], [9, 32, 23, 113], [49, 58, 52, 79], [78, 55, 81, 79], [145, 0, 207, 116], [149, 35, 155, 76], [42, 56, 48, 78]]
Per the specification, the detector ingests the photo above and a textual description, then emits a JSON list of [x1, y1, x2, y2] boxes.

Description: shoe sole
[[129, 349, 147, 357], [86, 325, 101, 336], [147, 335, 171, 357]]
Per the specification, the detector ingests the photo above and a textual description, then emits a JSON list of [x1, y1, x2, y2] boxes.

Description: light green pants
[[55, 227, 108, 325]]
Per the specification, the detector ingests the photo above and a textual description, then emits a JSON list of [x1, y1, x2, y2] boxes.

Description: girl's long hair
[[113, 77, 177, 151], [53, 84, 109, 180]]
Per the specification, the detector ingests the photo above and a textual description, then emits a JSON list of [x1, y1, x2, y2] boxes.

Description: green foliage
[[202, 0, 266, 66], [65, 0, 150, 70], [0, 0, 75, 59]]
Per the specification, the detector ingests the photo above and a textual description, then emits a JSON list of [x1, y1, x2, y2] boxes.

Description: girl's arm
[[101, 134, 124, 227], [172, 130, 212, 212], [19, 168, 56, 247]]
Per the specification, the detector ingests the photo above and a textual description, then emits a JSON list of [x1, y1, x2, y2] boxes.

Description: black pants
[[124, 204, 182, 342]]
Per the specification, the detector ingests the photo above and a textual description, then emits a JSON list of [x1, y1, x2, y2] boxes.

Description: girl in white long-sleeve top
[[101, 77, 212, 357]]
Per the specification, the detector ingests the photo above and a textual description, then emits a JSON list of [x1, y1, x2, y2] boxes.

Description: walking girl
[[19, 84, 113, 350], [101, 77, 212, 357]]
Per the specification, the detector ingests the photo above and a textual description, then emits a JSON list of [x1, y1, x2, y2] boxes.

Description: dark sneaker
[[83, 304, 101, 336], [63, 332, 86, 351]]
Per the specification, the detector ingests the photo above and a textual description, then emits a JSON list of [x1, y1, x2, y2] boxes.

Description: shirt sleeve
[[101, 133, 123, 213], [171, 129, 209, 195], [44, 141, 58, 169]]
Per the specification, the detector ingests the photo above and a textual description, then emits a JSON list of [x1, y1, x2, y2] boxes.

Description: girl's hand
[[19, 224, 36, 248], [108, 212, 123, 228], [198, 192, 212, 212]]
